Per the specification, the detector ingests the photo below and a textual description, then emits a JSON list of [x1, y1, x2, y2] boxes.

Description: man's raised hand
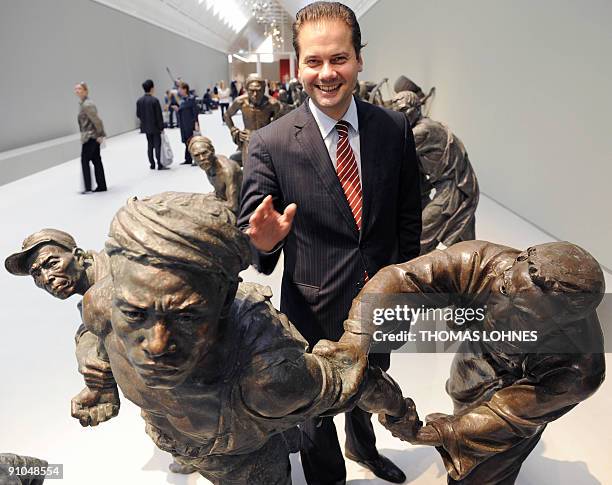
[[247, 195, 296, 252]]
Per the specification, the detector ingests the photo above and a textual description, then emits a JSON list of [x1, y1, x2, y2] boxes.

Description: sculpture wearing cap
[[77, 191, 407, 484], [5, 228, 107, 300], [369, 240, 606, 484], [392, 91, 480, 253], [5, 229, 119, 424], [188, 136, 242, 215], [224, 74, 280, 165]]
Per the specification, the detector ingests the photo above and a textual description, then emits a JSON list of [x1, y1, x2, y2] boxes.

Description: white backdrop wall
[[0, 0, 228, 183], [359, 0, 612, 269]]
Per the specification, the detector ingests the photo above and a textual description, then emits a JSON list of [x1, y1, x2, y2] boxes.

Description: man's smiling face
[[298, 19, 363, 120]]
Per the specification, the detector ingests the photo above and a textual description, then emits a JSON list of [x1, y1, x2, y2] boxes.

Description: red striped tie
[[336, 121, 369, 282], [336, 121, 362, 230]]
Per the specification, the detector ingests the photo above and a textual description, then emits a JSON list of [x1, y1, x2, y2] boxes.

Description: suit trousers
[[146, 133, 162, 167], [300, 352, 390, 485], [81, 138, 107, 191]]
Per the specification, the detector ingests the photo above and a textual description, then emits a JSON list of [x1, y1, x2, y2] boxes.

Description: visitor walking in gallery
[[136, 79, 166, 170], [74, 82, 107, 193], [218, 80, 231, 123], [174, 81, 199, 165]]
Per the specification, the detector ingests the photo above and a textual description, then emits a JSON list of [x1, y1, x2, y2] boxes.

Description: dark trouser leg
[[146, 133, 155, 167], [345, 352, 390, 461], [220, 103, 226, 121], [152, 133, 162, 167], [169, 109, 175, 127], [184, 143, 192, 164], [90, 140, 107, 190], [81, 141, 93, 191], [300, 416, 346, 485]]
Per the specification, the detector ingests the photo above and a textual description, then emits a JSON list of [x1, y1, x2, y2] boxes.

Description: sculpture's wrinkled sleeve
[[429, 352, 605, 480], [343, 240, 504, 344]]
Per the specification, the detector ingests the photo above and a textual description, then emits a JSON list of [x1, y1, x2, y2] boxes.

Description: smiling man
[[239, 2, 422, 483]]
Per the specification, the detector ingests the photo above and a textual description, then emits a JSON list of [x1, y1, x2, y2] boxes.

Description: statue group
[[3, 73, 606, 485], [5, 191, 606, 484]]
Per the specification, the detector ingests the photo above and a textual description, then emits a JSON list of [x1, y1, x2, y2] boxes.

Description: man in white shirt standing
[[239, 2, 422, 483]]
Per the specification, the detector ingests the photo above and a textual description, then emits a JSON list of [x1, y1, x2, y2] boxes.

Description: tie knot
[[336, 121, 350, 138]]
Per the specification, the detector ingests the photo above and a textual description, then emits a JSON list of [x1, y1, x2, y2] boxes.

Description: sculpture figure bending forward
[[392, 91, 479, 253], [189, 136, 242, 215], [368, 240, 606, 484]]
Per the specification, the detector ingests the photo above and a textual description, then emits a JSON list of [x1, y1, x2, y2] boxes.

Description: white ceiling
[[92, 0, 379, 53]]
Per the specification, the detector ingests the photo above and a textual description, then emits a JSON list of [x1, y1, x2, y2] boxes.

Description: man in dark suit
[[136, 79, 166, 170], [239, 2, 422, 484]]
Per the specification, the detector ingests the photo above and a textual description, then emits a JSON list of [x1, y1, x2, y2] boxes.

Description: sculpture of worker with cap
[[363, 240, 606, 484], [188, 136, 242, 215], [77, 192, 407, 484], [4, 230, 195, 475], [392, 91, 480, 253], [224, 73, 280, 165], [5, 229, 115, 393]]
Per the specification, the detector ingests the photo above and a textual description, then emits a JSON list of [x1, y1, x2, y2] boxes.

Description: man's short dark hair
[[179, 81, 190, 93], [142, 79, 154, 93], [292, 1, 364, 60]]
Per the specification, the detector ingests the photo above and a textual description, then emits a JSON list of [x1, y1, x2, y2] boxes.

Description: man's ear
[[357, 53, 364, 73]]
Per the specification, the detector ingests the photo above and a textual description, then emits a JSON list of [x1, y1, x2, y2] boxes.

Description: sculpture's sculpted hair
[[523, 242, 605, 320], [292, 1, 364, 59], [245, 73, 265, 88], [189, 135, 215, 154], [106, 192, 250, 281]]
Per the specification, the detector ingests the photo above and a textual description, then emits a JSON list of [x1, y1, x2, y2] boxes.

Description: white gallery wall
[[359, 0, 612, 269], [0, 0, 228, 184]]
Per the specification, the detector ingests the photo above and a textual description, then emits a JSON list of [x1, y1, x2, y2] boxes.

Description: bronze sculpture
[[76, 192, 406, 484], [392, 91, 479, 253], [394, 75, 436, 115], [358, 240, 606, 484], [224, 74, 280, 165], [0, 454, 48, 485], [188, 136, 242, 215]]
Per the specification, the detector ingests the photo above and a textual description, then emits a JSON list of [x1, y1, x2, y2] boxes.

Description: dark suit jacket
[[136, 94, 163, 135], [177, 95, 198, 143], [239, 97, 422, 345]]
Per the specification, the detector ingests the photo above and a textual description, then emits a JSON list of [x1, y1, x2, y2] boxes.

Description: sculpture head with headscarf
[[104, 192, 251, 388]]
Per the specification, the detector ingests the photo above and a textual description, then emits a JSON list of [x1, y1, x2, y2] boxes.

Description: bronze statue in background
[[288, 78, 307, 108], [77, 192, 407, 484], [276, 89, 294, 117], [392, 91, 479, 253], [224, 74, 280, 165], [394, 75, 436, 115], [367, 240, 606, 484], [189, 136, 242, 215]]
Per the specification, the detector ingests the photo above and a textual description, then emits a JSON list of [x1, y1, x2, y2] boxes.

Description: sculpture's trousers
[[447, 430, 543, 485]]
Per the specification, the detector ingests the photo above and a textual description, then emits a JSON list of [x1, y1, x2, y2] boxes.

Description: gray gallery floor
[[1, 110, 610, 485]]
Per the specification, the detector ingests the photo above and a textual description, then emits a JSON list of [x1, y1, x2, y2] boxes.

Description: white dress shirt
[[308, 97, 362, 186]]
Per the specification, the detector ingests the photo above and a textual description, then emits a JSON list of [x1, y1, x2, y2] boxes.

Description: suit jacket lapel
[[356, 98, 379, 240], [294, 103, 359, 236]]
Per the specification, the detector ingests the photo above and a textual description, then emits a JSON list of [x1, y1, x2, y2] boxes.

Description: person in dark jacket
[[173, 81, 199, 165], [136, 79, 166, 170]]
